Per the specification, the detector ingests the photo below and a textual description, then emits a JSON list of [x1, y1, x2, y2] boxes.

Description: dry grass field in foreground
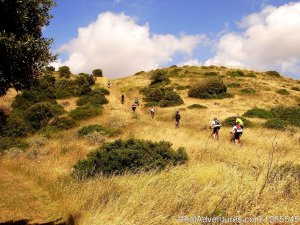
[[0, 66, 300, 224]]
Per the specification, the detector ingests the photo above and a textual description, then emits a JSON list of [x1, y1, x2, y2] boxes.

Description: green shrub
[[271, 106, 300, 127], [73, 139, 188, 178], [188, 78, 228, 99], [187, 104, 207, 109], [78, 124, 105, 136], [160, 91, 184, 107], [226, 70, 244, 77], [243, 108, 273, 119], [245, 72, 257, 77], [204, 72, 218, 77], [0, 108, 8, 135], [69, 104, 102, 121], [144, 102, 160, 107], [92, 69, 103, 77], [58, 66, 71, 78], [0, 137, 29, 152], [292, 86, 300, 91], [50, 116, 76, 130], [45, 66, 55, 72], [78, 124, 120, 137], [228, 83, 241, 88], [79, 73, 95, 86], [264, 118, 288, 130], [223, 116, 253, 127], [141, 87, 166, 102], [240, 88, 256, 94], [5, 110, 31, 137], [150, 70, 171, 87], [76, 94, 108, 106], [276, 89, 290, 95], [93, 88, 110, 95], [265, 71, 281, 77], [134, 71, 145, 75], [26, 102, 55, 130]]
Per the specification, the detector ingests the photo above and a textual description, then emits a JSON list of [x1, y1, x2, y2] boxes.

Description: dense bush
[[240, 88, 256, 94], [226, 70, 244, 77], [291, 86, 300, 91], [264, 118, 288, 130], [0, 137, 29, 152], [265, 71, 281, 77], [271, 106, 300, 127], [141, 87, 183, 107], [26, 102, 55, 130], [223, 116, 253, 127], [78, 124, 120, 137], [58, 66, 71, 78], [276, 89, 289, 95], [45, 66, 55, 72], [73, 139, 188, 178], [0, 108, 8, 135], [76, 93, 108, 106], [79, 73, 95, 86], [187, 104, 207, 109], [228, 83, 241, 88], [150, 70, 171, 87], [50, 116, 76, 130], [92, 69, 103, 77], [69, 103, 102, 121], [5, 110, 31, 137], [188, 78, 228, 99], [93, 88, 110, 95], [204, 72, 218, 77], [243, 108, 273, 119], [160, 91, 184, 107]]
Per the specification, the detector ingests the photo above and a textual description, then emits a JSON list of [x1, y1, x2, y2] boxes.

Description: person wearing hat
[[210, 117, 221, 140]]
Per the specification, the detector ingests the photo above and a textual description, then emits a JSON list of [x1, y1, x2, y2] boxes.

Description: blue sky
[[44, 0, 300, 78]]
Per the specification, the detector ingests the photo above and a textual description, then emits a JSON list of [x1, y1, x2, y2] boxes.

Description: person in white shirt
[[210, 117, 221, 140], [230, 122, 243, 144], [150, 107, 155, 119]]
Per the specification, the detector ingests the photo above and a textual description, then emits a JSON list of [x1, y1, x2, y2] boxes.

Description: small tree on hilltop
[[92, 69, 103, 77], [58, 66, 71, 78]]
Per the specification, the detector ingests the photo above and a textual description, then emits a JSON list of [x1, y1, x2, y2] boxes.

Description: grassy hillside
[[0, 66, 300, 224]]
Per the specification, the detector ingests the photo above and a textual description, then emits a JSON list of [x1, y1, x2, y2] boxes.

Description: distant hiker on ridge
[[107, 80, 111, 89]]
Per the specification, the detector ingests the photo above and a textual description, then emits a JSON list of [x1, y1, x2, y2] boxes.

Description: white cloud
[[206, 2, 300, 78], [178, 59, 202, 66], [58, 12, 205, 77]]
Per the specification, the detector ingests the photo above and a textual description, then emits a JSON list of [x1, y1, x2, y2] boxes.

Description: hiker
[[174, 111, 181, 128], [150, 107, 155, 119], [234, 115, 244, 129], [107, 80, 111, 89], [132, 103, 138, 112], [134, 97, 139, 106], [121, 94, 125, 104], [230, 122, 243, 145], [210, 117, 221, 140]]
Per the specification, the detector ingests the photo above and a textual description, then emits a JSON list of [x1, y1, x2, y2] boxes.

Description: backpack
[[175, 113, 181, 120]]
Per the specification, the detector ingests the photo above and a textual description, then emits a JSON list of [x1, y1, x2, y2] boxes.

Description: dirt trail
[[0, 164, 61, 223]]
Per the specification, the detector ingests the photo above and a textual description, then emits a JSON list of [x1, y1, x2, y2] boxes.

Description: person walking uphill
[[150, 107, 155, 119], [107, 80, 111, 89], [132, 103, 138, 112], [230, 122, 243, 145], [234, 115, 244, 128], [121, 94, 125, 104], [174, 111, 181, 128], [210, 117, 221, 140]]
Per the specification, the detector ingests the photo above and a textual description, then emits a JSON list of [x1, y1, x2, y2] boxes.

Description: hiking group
[[210, 116, 244, 145], [119, 91, 244, 145]]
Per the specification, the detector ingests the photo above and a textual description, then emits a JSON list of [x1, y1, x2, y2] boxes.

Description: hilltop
[[0, 65, 300, 224]]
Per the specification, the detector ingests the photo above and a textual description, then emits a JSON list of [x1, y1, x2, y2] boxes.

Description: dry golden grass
[[1, 67, 300, 224]]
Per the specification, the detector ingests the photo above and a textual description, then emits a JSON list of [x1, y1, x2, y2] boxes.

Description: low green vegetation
[[228, 83, 241, 88], [291, 86, 300, 91], [271, 106, 300, 127], [265, 71, 281, 77], [187, 104, 207, 109], [264, 118, 288, 130], [76, 92, 109, 107], [223, 116, 253, 127], [243, 108, 273, 119], [78, 124, 121, 137], [240, 88, 256, 94], [73, 139, 188, 178], [276, 89, 290, 95], [69, 103, 102, 121], [49, 116, 76, 130], [0, 137, 28, 152], [188, 78, 232, 99], [226, 70, 244, 77], [245, 72, 257, 77], [149, 70, 171, 87], [204, 72, 218, 77]]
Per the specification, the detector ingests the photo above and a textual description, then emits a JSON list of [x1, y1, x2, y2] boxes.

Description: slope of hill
[[0, 66, 300, 224]]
